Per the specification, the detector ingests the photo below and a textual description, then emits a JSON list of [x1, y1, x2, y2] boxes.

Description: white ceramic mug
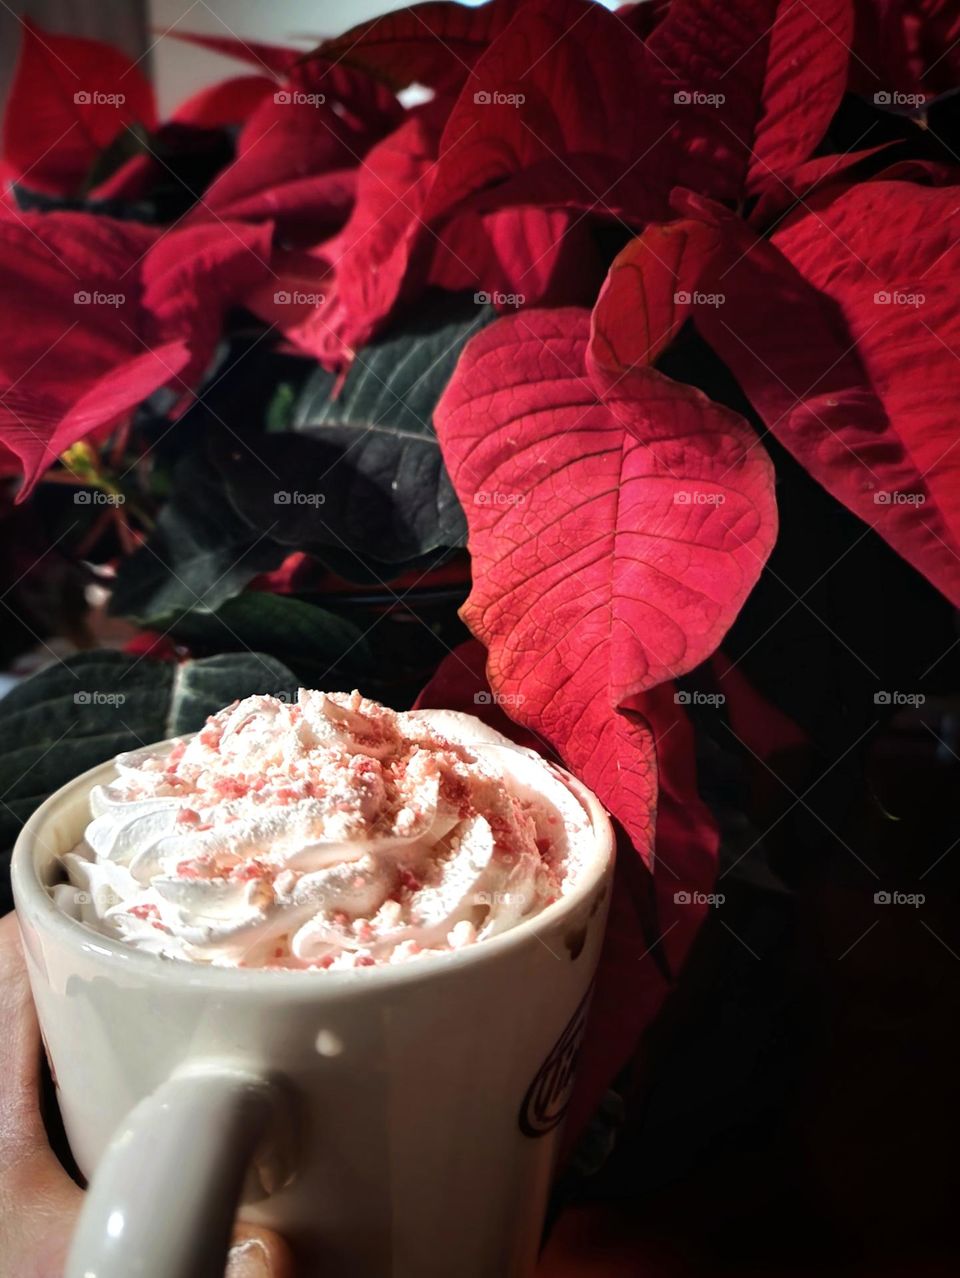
[[11, 748, 614, 1278]]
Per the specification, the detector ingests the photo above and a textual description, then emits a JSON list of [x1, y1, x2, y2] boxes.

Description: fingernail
[[226, 1236, 270, 1278]]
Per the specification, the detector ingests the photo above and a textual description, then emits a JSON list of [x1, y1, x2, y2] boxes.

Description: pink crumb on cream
[[62, 689, 591, 970]]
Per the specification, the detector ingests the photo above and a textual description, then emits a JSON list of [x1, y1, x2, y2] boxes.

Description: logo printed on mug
[[518, 985, 592, 1137]]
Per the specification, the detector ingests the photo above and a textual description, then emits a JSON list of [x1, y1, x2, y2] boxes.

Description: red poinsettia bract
[[2, 19, 156, 197], [0, 211, 273, 494], [675, 189, 960, 607], [433, 304, 777, 881]]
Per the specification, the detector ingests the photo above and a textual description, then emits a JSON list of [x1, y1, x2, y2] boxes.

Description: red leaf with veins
[[434, 308, 776, 863], [192, 62, 399, 243], [307, 0, 518, 92], [162, 31, 301, 77], [682, 186, 960, 606], [747, 144, 896, 231], [139, 220, 275, 389], [330, 102, 447, 355], [647, 0, 852, 199], [0, 212, 271, 493], [3, 19, 157, 196], [2, 339, 191, 492], [428, 205, 602, 309], [0, 211, 156, 400], [427, 0, 670, 227], [240, 62, 401, 153], [328, 0, 662, 360], [205, 169, 356, 248], [589, 220, 723, 373]]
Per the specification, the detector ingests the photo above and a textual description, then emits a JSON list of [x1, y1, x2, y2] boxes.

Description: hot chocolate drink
[[55, 690, 595, 969]]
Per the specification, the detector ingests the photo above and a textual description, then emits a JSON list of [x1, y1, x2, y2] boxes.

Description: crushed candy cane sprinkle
[[55, 690, 595, 969]]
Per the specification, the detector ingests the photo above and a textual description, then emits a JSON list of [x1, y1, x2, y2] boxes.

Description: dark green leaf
[[169, 592, 370, 687], [110, 445, 286, 626], [219, 296, 494, 567]]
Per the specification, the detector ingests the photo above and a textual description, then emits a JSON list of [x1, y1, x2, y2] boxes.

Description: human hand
[[0, 910, 293, 1278]]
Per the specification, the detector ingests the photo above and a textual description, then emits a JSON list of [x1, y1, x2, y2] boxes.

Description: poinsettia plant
[[1, 0, 959, 1142]]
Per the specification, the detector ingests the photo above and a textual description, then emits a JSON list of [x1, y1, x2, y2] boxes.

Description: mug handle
[[65, 1067, 290, 1278]]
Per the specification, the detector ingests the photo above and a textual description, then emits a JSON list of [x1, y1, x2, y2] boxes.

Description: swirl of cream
[[55, 691, 595, 969]]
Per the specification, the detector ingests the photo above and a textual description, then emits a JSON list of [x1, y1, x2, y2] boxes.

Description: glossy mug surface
[[11, 748, 614, 1278]]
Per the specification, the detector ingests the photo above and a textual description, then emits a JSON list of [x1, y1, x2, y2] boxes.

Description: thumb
[[227, 1224, 296, 1278]]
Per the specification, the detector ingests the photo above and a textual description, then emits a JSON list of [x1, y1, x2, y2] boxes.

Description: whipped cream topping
[[55, 691, 595, 969]]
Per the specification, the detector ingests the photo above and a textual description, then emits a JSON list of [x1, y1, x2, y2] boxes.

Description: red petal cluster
[[673, 189, 960, 606], [0, 212, 272, 494], [2, 20, 156, 197]]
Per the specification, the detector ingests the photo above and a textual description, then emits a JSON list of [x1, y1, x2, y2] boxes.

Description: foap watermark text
[[74, 691, 126, 707], [474, 691, 525, 708], [473, 90, 525, 106], [274, 490, 326, 507], [675, 690, 726, 707]]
